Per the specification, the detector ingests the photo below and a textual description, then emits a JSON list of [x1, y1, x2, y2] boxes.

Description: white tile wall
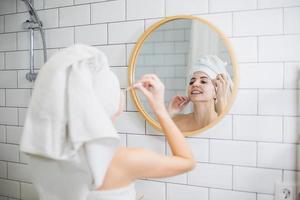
[[59, 5, 90, 27], [0, 33, 17, 51], [258, 0, 300, 8], [91, 0, 125, 24], [96, 45, 126, 66], [239, 63, 284, 89], [0, 71, 17, 88], [0, 179, 20, 199], [45, 27, 74, 48], [257, 194, 274, 200], [0, 161, 7, 179], [0, 0, 299, 199], [284, 62, 300, 89], [230, 37, 257, 63], [210, 140, 257, 166], [283, 117, 300, 143], [115, 112, 145, 134], [75, 24, 107, 45], [0, 0, 16, 15], [233, 166, 282, 194], [0, 90, 5, 107], [233, 9, 283, 36], [0, 143, 19, 162], [0, 16, 4, 33], [230, 89, 257, 115], [5, 52, 29, 70], [210, 188, 256, 200], [44, 0, 73, 9], [0, 108, 18, 126], [18, 108, 27, 127], [258, 143, 300, 170], [167, 184, 208, 200], [188, 163, 232, 189], [6, 126, 22, 145], [0, 125, 5, 143], [284, 7, 300, 34], [258, 89, 297, 116], [6, 89, 31, 107], [127, 0, 165, 20], [108, 21, 144, 44], [166, 0, 208, 16], [259, 35, 300, 62], [209, 0, 257, 12], [8, 163, 31, 182], [0, 53, 3, 69], [233, 115, 283, 142]]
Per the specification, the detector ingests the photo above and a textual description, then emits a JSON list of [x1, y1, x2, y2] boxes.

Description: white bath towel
[[20, 44, 121, 190]]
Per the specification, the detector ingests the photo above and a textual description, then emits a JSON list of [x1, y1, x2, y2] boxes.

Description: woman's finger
[[134, 82, 151, 98]]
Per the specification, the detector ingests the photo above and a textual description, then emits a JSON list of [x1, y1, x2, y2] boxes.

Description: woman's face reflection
[[187, 72, 216, 103]]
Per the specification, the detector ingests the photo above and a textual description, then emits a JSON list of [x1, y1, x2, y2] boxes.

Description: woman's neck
[[192, 101, 218, 128]]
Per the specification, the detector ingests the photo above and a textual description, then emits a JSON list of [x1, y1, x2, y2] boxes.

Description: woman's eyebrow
[[200, 76, 209, 79]]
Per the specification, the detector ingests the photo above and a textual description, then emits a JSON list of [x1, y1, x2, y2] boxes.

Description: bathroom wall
[[0, 0, 299, 199]]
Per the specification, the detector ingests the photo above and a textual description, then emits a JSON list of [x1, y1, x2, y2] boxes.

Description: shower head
[[21, 0, 42, 27]]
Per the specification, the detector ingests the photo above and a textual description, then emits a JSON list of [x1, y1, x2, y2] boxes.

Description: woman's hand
[[212, 73, 229, 114], [167, 95, 190, 117], [133, 74, 166, 114]]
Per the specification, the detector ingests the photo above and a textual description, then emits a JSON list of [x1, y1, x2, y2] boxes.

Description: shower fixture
[[21, 0, 47, 82]]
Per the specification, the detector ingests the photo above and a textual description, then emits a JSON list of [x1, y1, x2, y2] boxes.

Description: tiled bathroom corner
[[0, 0, 299, 199]]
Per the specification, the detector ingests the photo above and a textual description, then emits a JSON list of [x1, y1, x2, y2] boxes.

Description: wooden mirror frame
[[128, 15, 239, 136]]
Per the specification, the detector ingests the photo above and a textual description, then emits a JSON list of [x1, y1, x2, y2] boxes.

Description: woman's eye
[[201, 80, 207, 84], [189, 79, 196, 85]]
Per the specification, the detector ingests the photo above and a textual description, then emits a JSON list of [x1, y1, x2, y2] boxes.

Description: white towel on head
[[20, 44, 121, 190]]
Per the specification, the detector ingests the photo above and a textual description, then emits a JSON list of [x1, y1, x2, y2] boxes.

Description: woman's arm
[[99, 75, 196, 190]]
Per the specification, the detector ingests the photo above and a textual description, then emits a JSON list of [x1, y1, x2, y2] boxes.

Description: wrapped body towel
[[20, 44, 122, 198]]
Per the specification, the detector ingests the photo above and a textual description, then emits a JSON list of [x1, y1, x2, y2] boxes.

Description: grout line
[[125, 0, 127, 20], [282, 116, 284, 143], [257, 88, 259, 115], [165, 182, 167, 200], [282, 7, 285, 35], [232, 165, 234, 190], [231, 12, 234, 36], [256, 141, 258, 167], [89, 3, 91, 24]]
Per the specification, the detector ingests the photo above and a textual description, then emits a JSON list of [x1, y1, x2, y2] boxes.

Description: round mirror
[[128, 15, 239, 136]]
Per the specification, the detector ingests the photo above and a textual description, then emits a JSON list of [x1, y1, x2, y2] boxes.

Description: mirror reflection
[[132, 17, 236, 133]]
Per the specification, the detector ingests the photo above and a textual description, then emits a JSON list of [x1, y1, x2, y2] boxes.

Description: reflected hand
[[133, 74, 166, 114], [167, 95, 190, 117], [212, 73, 229, 114]]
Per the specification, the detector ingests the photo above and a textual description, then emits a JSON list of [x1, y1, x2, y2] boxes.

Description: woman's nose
[[192, 80, 201, 87]]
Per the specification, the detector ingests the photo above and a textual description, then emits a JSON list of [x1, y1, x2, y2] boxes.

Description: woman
[[20, 44, 196, 200], [89, 74, 196, 199], [167, 55, 232, 132]]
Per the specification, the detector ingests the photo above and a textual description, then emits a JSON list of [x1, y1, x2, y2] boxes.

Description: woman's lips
[[191, 90, 203, 95]]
